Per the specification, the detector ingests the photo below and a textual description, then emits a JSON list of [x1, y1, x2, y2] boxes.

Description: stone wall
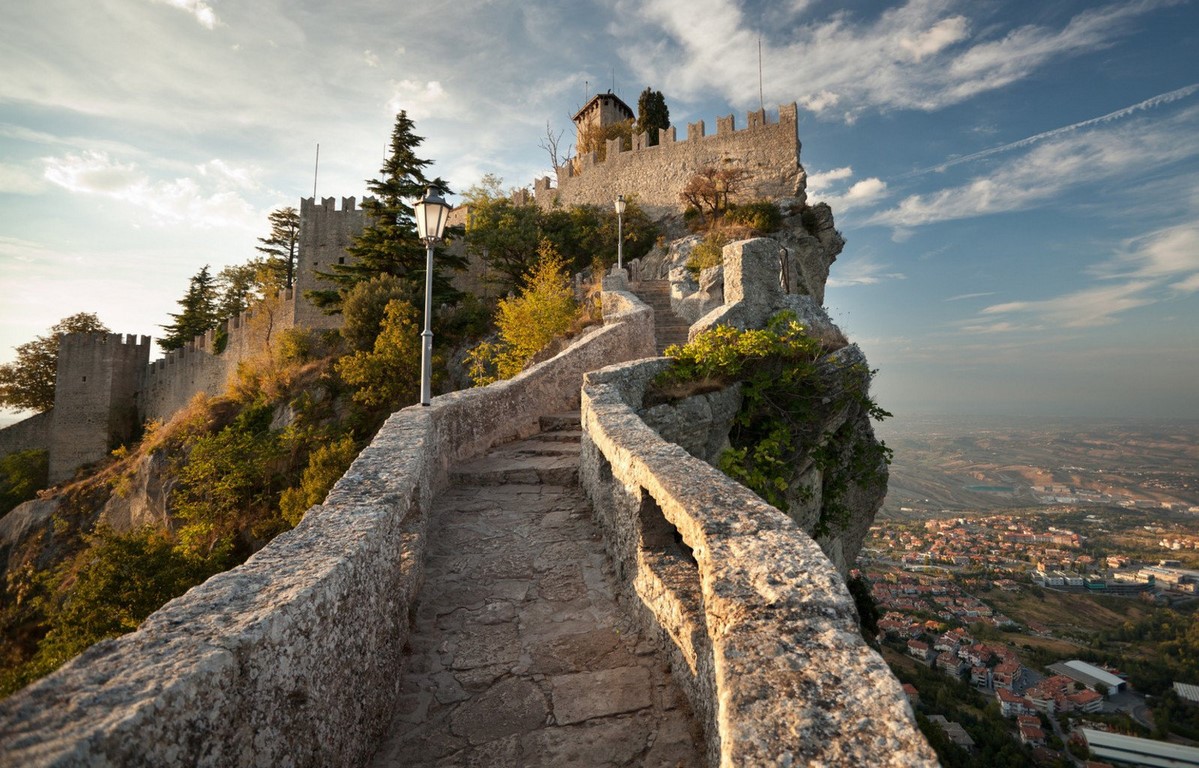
[[535, 105, 805, 217], [579, 359, 937, 767], [0, 412, 52, 463], [295, 196, 366, 330], [0, 291, 655, 767], [141, 289, 298, 423], [48, 333, 150, 483]]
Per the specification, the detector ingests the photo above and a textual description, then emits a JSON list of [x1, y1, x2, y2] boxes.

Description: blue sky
[[1, 0, 1196, 424]]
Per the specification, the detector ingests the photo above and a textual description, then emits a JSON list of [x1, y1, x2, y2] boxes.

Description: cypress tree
[[636, 88, 670, 147], [307, 111, 463, 313]]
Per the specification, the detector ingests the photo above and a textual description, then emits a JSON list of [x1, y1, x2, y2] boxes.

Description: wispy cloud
[[827, 257, 906, 288], [868, 104, 1199, 228], [945, 291, 996, 302], [146, 0, 220, 30], [965, 224, 1199, 330], [622, 0, 1175, 119], [42, 151, 258, 229], [906, 83, 1199, 177]]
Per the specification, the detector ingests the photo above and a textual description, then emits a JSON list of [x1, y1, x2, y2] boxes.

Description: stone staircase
[[370, 413, 702, 767], [630, 280, 690, 354]]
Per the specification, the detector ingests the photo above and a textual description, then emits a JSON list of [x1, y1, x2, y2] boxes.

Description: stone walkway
[[369, 415, 703, 767]]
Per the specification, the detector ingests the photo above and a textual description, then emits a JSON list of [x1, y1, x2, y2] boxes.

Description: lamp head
[[614, 194, 626, 216], [412, 187, 451, 243]]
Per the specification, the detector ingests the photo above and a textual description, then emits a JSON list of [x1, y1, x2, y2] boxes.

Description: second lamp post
[[411, 187, 451, 406]]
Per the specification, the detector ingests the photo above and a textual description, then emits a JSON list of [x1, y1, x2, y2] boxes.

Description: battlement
[[537, 103, 804, 215], [300, 196, 364, 214], [58, 332, 152, 354]]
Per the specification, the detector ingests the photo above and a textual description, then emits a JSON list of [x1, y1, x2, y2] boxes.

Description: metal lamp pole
[[410, 187, 451, 406], [614, 194, 626, 271]]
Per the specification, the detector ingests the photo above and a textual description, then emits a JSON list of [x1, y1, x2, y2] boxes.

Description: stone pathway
[[370, 415, 703, 767]]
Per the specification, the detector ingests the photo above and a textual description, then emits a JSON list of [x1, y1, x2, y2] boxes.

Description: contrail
[[898, 83, 1199, 179]]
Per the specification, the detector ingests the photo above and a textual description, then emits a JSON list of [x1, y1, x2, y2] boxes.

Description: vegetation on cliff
[[650, 311, 891, 538]]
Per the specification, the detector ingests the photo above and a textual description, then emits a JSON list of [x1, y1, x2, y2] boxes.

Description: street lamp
[[411, 186, 451, 406], [614, 194, 626, 271]]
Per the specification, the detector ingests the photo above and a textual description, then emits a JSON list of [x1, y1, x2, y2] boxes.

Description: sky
[[1, 0, 1197, 426]]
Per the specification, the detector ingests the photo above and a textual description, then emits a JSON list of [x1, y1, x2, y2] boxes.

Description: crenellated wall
[[295, 196, 366, 329], [0, 195, 356, 479], [48, 333, 150, 483], [579, 359, 937, 767], [141, 288, 297, 422], [0, 290, 656, 766], [534, 104, 806, 216]]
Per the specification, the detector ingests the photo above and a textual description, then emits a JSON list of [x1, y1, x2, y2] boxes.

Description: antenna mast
[[758, 36, 765, 111], [312, 143, 319, 199]]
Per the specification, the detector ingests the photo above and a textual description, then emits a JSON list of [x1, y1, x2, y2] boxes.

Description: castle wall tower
[[572, 92, 635, 152], [295, 197, 366, 329], [49, 333, 150, 483]]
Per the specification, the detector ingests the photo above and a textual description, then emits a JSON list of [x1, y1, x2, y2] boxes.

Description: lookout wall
[[535, 104, 805, 216]]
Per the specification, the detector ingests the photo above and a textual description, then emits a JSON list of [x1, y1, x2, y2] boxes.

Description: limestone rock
[[640, 383, 742, 465], [99, 450, 174, 532]]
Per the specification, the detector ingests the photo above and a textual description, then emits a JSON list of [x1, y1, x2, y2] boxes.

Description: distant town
[[863, 417, 1199, 766]]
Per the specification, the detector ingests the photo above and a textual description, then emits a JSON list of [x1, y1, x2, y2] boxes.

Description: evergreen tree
[[255, 206, 299, 289], [160, 266, 219, 351], [307, 111, 463, 313], [636, 88, 670, 147], [0, 313, 109, 412], [215, 261, 268, 319]]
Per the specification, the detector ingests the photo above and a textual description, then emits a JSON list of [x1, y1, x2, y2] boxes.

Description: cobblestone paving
[[370, 419, 703, 767]]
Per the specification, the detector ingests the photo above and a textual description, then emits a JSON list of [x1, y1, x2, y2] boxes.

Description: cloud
[[868, 105, 1199, 228], [806, 167, 888, 212], [621, 0, 1173, 119], [826, 257, 906, 288], [42, 151, 257, 229], [0, 163, 49, 194], [945, 291, 996, 302], [386, 80, 451, 121], [147, 0, 219, 29], [978, 281, 1158, 328], [1092, 225, 1199, 283]]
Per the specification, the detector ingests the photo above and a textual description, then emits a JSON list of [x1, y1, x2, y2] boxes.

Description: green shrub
[[466, 242, 578, 385], [335, 299, 422, 408], [0, 449, 48, 515], [685, 232, 729, 277], [725, 201, 782, 233], [652, 312, 890, 535], [279, 434, 359, 526]]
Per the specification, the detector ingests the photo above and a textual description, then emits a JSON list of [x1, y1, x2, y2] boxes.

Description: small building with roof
[[1048, 660, 1126, 694]]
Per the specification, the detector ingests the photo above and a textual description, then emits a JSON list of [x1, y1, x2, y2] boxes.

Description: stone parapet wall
[[535, 105, 805, 216], [579, 359, 938, 767], [0, 292, 654, 766]]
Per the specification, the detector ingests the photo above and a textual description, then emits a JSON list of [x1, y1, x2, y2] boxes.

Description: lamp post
[[411, 186, 451, 406], [614, 194, 626, 272]]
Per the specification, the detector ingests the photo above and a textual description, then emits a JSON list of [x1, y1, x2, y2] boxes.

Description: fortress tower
[[572, 92, 634, 151], [48, 333, 150, 483], [295, 197, 366, 329]]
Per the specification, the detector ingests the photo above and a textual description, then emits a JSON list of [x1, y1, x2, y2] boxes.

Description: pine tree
[[0, 313, 109, 412], [307, 111, 464, 313], [255, 207, 299, 289], [160, 266, 219, 351], [636, 88, 670, 147]]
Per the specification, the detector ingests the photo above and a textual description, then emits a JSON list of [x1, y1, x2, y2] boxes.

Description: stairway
[[629, 280, 690, 355], [369, 413, 702, 767]]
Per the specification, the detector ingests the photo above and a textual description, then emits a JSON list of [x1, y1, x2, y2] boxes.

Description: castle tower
[[295, 196, 367, 329], [572, 92, 634, 153], [49, 333, 151, 483]]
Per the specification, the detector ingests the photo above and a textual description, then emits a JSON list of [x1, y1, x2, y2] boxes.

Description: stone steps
[[630, 280, 692, 355]]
